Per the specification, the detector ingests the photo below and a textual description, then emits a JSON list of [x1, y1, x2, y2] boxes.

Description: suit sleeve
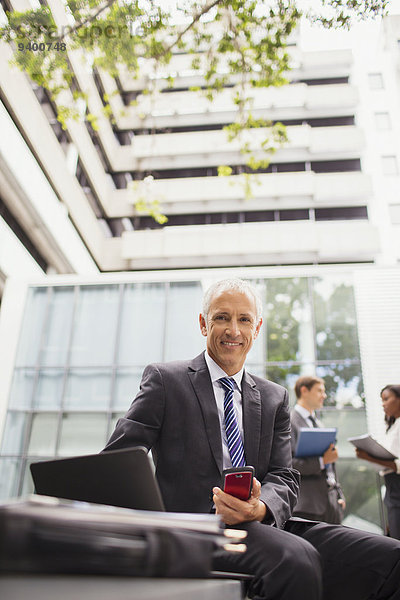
[[103, 364, 165, 452], [259, 390, 300, 528]]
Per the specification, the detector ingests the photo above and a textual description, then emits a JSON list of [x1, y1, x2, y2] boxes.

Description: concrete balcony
[[115, 125, 363, 172], [296, 49, 353, 77], [117, 48, 353, 91], [118, 220, 380, 270], [108, 171, 372, 218], [108, 82, 358, 131]]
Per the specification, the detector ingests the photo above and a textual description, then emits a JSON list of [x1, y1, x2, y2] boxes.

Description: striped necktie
[[219, 377, 246, 467]]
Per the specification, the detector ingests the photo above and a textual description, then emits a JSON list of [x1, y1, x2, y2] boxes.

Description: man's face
[[199, 290, 262, 376], [301, 382, 326, 412]]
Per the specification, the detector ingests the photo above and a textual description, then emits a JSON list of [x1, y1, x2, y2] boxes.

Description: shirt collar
[[295, 404, 316, 421], [204, 351, 243, 392]]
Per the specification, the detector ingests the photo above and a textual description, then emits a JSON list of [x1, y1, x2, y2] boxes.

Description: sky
[[153, 0, 400, 52], [300, 0, 400, 51]]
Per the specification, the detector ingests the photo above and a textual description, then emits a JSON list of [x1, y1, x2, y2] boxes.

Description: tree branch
[[59, 0, 117, 41], [160, 0, 222, 58]]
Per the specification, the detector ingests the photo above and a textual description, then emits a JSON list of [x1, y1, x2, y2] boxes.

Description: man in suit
[[104, 278, 400, 600], [290, 376, 345, 524]]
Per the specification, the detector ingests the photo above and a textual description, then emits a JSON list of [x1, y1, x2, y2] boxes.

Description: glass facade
[[263, 276, 363, 407], [0, 274, 384, 532]]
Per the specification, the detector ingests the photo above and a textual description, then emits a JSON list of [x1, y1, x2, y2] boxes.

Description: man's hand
[[212, 477, 268, 525], [323, 443, 338, 465]]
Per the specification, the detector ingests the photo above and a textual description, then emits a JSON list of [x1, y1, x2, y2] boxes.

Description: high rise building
[[0, 0, 399, 531], [1, 1, 400, 275]]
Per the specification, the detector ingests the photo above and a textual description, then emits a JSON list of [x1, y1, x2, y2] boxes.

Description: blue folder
[[295, 427, 337, 458]]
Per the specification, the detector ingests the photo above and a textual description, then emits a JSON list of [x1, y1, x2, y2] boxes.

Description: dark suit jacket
[[104, 352, 299, 529], [290, 409, 344, 520]]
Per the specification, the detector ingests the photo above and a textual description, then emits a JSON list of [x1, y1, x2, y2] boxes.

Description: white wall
[[354, 267, 400, 438]]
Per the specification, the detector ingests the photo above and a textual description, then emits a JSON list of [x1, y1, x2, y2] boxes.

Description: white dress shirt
[[204, 351, 244, 470], [378, 417, 400, 474], [294, 404, 319, 429]]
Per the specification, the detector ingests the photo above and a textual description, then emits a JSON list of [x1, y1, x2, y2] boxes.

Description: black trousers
[[385, 472, 400, 540], [387, 505, 400, 540], [212, 519, 400, 600]]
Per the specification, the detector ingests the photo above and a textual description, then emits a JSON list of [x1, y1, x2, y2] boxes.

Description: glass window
[[311, 159, 360, 173], [69, 285, 120, 367], [368, 73, 384, 89], [246, 281, 266, 366], [34, 369, 64, 410], [15, 287, 48, 367], [58, 413, 108, 456], [265, 366, 302, 406], [0, 458, 21, 500], [117, 283, 166, 365], [1, 412, 29, 454], [247, 337, 265, 369], [164, 282, 204, 361], [265, 278, 315, 365], [39, 287, 74, 366], [28, 413, 59, 456], [319, 407, 367, 457], [374, 112, 391, 130], [244, 211, 274, 223], [64, 369, 112, 410], [245, 364, 266, 379], [381, 155, 399, 176], [338, 458, 383, 533], [316, 364, 364, 409], [315, 206, 368, 221], [8, 369, 36, 409], [113, 369, 142, 411], [109, 412, 126, 438], [279, 209, 309, 221], [313, 275, 360, 362], [21, 459, 36, 496]]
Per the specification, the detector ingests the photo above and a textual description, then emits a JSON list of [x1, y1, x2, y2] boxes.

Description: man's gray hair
[[202, 278, 263, 324]]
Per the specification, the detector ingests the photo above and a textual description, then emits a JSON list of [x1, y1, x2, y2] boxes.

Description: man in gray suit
[[104, 278, 400, 600], [291, 376, 345, 524]]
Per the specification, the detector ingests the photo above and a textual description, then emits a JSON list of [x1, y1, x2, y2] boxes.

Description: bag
[[0, 496, 224, 578]]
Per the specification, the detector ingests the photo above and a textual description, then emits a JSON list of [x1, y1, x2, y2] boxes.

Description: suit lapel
[[296, 412, 311, 428], [242, 371, 261, 468], [188, 353, 223, 473], [187, 355, 263, 472]]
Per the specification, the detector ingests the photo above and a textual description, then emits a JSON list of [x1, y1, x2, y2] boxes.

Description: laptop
[[30, 446, 165, 512]]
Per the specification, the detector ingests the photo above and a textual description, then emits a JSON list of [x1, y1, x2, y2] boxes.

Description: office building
[[0, 0, 400, 530]]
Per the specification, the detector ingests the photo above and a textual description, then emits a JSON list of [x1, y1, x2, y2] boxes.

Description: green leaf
[[218, 165, 233, 177]]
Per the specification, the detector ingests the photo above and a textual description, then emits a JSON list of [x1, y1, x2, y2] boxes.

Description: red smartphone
[[222, 466, 255, 500]]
